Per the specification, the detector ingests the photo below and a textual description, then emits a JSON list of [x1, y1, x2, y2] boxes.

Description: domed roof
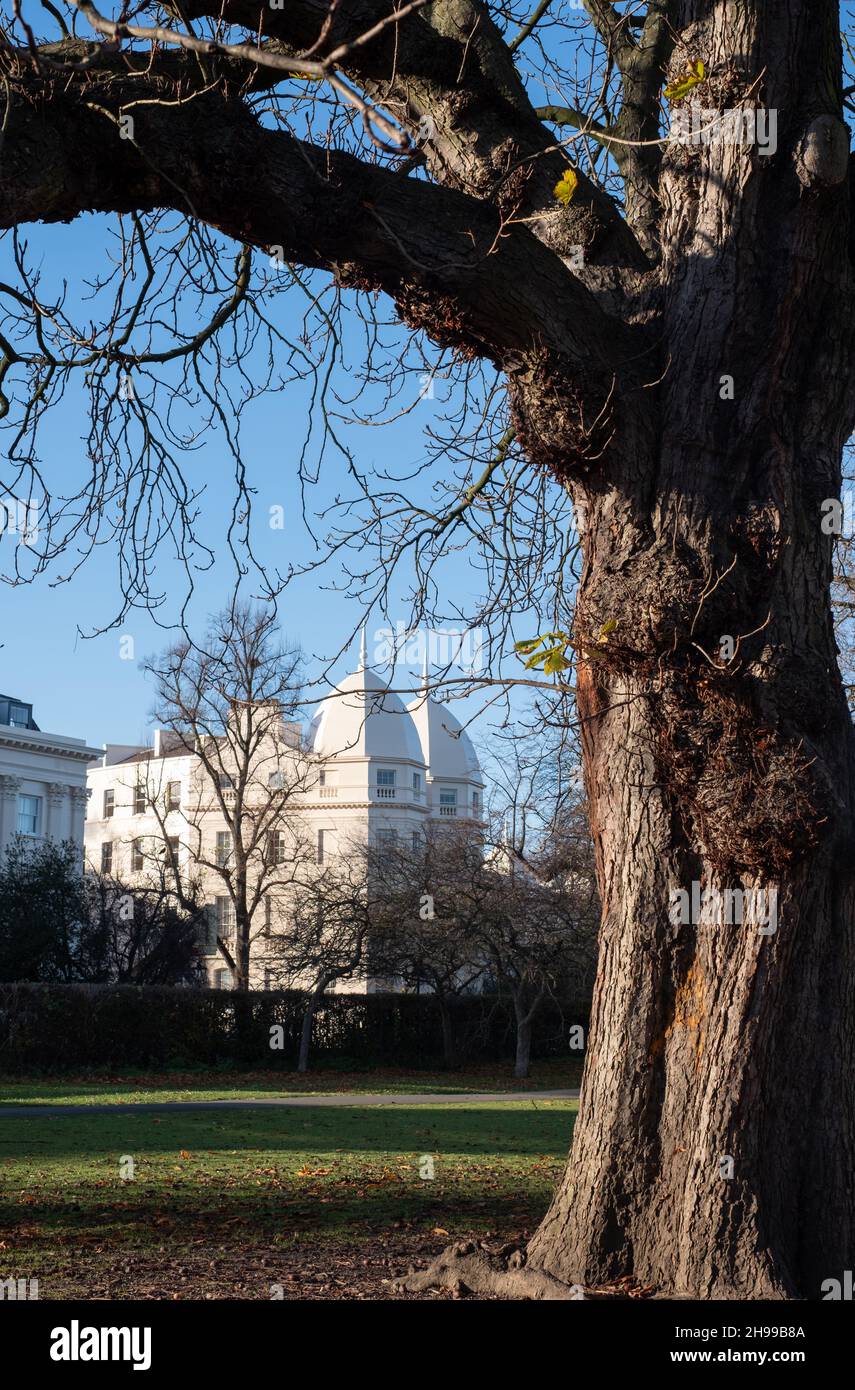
[[309, 639, 425, 763], [406, 687, 482, 782]]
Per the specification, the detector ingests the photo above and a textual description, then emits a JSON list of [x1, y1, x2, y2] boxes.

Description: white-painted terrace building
[[84, 644, 484, 988], [0, 693, 101, 859]]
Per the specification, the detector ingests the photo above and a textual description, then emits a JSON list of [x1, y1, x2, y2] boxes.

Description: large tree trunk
[[513, 1013, 532, 1082], [524, 8, 855, 1299], [296, 990, 323, 1074], [437, 996, 457, 1070]]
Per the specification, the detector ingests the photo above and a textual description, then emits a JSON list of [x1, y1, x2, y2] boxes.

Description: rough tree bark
[[520, 5, 855, 1302], [2, 0, 854, 1298]]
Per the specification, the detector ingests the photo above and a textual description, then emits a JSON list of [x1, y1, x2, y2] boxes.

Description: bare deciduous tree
[[143, 604, 317, 989], [267, 842, 374, 1072]]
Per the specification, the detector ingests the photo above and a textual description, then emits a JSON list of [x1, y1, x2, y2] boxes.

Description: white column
[[0, 775, 20, 855], [45, 782, 67, 841], [68, 785, 90, 858]]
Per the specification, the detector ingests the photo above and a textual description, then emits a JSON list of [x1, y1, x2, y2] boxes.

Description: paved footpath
[[0, 1088, 579, 1117]]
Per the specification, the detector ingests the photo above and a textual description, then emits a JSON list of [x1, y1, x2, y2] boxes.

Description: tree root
[[395, 1241, 587, 1301]]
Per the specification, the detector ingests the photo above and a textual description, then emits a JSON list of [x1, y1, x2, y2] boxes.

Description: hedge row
[[0, 982, 590, 1071]]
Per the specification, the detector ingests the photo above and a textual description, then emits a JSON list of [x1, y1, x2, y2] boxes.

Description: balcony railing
[[375, 787, 396, 800], [439, 804, 457, 817], [319, 787, 338, 799]]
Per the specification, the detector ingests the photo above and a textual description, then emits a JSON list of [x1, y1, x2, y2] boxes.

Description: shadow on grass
[[0, 1103, 576, 1251], [0, 1102, 577, 1160]]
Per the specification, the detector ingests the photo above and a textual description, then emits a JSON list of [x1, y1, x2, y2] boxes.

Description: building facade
[[0, 694, 101, 859], [84, 648, 484, 988]]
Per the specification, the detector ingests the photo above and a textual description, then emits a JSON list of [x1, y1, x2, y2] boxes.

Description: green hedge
[[0, 982, 589, 1072]]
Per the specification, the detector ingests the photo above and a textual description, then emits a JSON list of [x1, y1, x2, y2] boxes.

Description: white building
[[0, 693, 101, 858], [84, 643, 484, 988]]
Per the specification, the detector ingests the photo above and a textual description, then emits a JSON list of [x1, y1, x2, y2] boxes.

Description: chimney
[[153, 728, 162, 758]]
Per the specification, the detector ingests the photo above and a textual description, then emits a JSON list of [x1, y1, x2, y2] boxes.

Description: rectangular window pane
[[101, 841, 113, 873], [317, 829, 324, 864], [215, 831, 232, 867], [131, 839, 144, 871], [377, 769, 396, 787], [103, 789, 114, 819], [215, 896, 235, 939], [166, 781, 181, 810], [17, 795, 40, 836]]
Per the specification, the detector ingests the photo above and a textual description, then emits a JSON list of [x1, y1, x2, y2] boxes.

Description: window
[[412, 831, 420, 852], [218, 773, 234, 791], [270, 830, 286, 866], [317, 829, 325, 865], [377, 829, 398, 852], [131, 838, 144, 872], [0, 700, 32, 728], [268, 770, 284, 790], [413, 772, 422, 796], [215, 896, 235, 941], [164, 835, 180, 862], [376, 768, 396, 800], [166, 780, 181, 811], [101, 841, 113, 874], [264, 897, 272, 937], [264, 970, 272, 991], [103, 788, 115, 819], [215, 831, 232, 868], [472, 790, 480, 814], [318, 769, 326, 787], [439, 787, 458, 817], [215, 968, 233, 990], [16, 794, 41, 836], [200, 910, 218, 956]]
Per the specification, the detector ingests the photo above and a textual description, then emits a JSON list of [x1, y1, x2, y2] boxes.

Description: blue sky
[[0, 216, 507, 750], [4, 2, 853, 750]]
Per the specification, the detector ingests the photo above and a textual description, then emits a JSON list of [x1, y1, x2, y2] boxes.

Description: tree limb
[[0, 47, 634, 388]]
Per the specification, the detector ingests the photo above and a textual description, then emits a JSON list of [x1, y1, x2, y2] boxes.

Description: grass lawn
[[0, 1058, 582, 1106], [0, 1098, 577, 1299]]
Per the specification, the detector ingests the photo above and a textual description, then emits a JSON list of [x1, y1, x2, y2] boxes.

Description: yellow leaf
[[553, 168, 578, 205], [432, 1227, 450, 1236], [543, 649, 572, 675], [179, 1150, 191, 1160], [664, 59, 706, 102]]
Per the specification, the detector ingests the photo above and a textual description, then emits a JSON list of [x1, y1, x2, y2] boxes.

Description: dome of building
[[309, 637, 425, 764], [406, 687, 483, 782]]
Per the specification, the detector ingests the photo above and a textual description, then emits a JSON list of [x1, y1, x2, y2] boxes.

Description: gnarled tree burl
[[1, 0, 854, 1298]]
